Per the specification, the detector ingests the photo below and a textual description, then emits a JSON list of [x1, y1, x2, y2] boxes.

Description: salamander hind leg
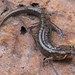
[[51, 22, 66, 40]]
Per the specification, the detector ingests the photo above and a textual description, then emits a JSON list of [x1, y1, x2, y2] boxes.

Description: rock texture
[[0, 0, 75, 75]]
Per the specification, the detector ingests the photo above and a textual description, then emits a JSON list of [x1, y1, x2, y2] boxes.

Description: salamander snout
[[58, 45, 75, 55]]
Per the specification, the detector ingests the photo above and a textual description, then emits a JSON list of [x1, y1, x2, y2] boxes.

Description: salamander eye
[[70, 45, 74, 50]]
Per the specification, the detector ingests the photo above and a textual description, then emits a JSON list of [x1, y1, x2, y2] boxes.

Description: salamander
[[0, 8, 75, 63]]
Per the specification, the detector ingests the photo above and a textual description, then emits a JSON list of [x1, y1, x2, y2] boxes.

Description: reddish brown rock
[[0, 0, 75, 75]]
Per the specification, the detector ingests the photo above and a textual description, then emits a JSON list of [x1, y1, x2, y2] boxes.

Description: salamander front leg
[[43, 57, 53, 66], [51, 22, 66, 40], [28, 22, 40, 36]]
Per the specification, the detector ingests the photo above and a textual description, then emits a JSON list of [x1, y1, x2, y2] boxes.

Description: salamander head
[[53, 45, 75, 60], [57, 45, 75, 54]]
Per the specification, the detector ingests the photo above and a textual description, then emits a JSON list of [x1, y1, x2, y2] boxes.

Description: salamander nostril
[[20, 26, 27, 35]]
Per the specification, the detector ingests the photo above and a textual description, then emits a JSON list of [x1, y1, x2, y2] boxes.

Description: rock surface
[[0, 0, 75, 75]]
